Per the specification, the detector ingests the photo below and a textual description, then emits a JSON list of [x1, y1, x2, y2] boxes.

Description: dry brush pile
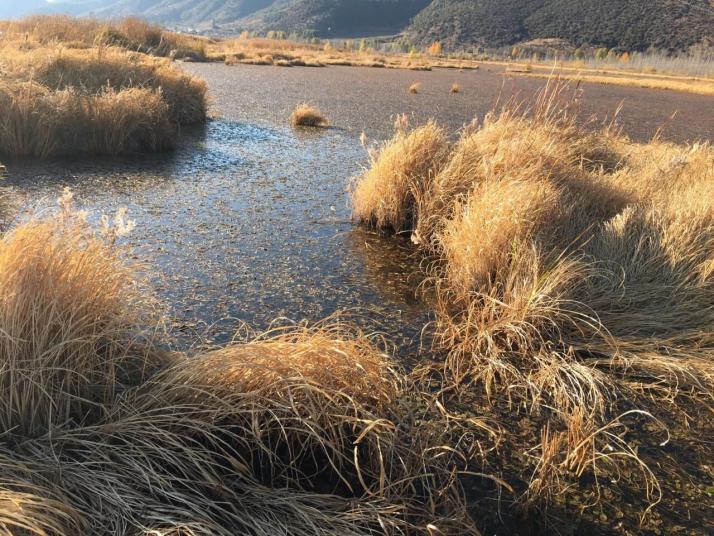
[[0, 17, 208, 158], [352, 84, 714, 530], [0, 190, 494, 535]]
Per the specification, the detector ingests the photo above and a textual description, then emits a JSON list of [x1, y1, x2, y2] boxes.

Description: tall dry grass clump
[[109, 325, 476, 533], [0, 15, 207, 60], [352, 117, 448, 233], [289, 103, 329, 128], [351, 83, 714, 520], [0, 82, 175, 157], [0, 191, 480, 534], [0, 322, 477, 533], [0, 189, 161, 438], [22, 47, 209, 124], [0, 18, 208, 157]]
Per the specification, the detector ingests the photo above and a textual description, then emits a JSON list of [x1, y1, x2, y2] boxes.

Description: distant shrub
[[595, 47, 609, 60]]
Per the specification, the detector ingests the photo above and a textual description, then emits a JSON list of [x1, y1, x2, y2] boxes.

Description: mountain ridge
[[6, 0, 714, 52]]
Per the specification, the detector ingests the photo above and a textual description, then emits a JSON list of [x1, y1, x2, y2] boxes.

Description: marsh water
[[3, 64, 713, 352]]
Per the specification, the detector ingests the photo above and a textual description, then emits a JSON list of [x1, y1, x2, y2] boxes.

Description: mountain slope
[[236, 0, 431, 37], [91, 0, 275, 25], [524, 0, 714, 52], [408, 0, 714, 52], [6, 0, 714, 52], [407, 0, 544, 49]]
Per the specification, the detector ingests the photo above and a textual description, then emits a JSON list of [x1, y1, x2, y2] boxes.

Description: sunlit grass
[[0, 191, 479, 534], [290, 103, 329, 128], [0, 17, 208, 157], [352, 82, 714, 517]]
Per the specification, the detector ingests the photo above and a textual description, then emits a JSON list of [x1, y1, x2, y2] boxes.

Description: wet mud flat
[[184, 62, 714, 143], [3, 63, 713, 354]]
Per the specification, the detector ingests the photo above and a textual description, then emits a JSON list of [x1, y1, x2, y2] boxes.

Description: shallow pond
[[3, 63, 713, 353]]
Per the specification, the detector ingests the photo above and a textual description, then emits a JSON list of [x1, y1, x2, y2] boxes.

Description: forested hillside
[[408, 0, 714, 52], [10, 0, 714, 52], [228, 0, 431, 37]]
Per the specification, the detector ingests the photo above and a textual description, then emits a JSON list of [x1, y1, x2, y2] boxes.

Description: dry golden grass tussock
[[0, 81, 176, 157], [0, 15, 207, 60], [289, 103, 329, 127], [408, 82, 421, 94], [135, 325, 403, 492], [0, 19, 208, 157], [450, 82, 460, 93], [439, 175, 562, 292], [3, 45, 208, 124], [3, 322, 478, 534], [352, 84, 714, 517], [351, 117, 449, 233], [354, 86, 714, 398], [0, 188, 162, 438], [0, 195, 480, 533]]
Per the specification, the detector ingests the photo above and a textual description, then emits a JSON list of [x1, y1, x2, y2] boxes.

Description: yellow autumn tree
[[427, 40, 442, 56]]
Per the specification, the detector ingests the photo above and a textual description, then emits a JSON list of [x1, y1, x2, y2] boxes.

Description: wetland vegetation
[[0, 14, 712, 536], [0, 16, 207, 157]]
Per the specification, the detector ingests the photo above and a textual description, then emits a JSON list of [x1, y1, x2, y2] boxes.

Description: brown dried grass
[[289, 103, 330, 128], [351, 117, 448, 233], [352, 82, 714, 517], [0, 20, 208, 157], [0, 192, 482, 534], [0, 81, 176, 157]]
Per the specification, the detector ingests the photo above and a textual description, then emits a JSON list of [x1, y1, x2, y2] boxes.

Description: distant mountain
[[407, 0, 714, 52], [235, 0, 431, 38], [523, 0, 714, 52], [407, 0, 543, 49], [87, 0, 430, 36], [90, 1, 275, 26], [3, 0, 713, 52]]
